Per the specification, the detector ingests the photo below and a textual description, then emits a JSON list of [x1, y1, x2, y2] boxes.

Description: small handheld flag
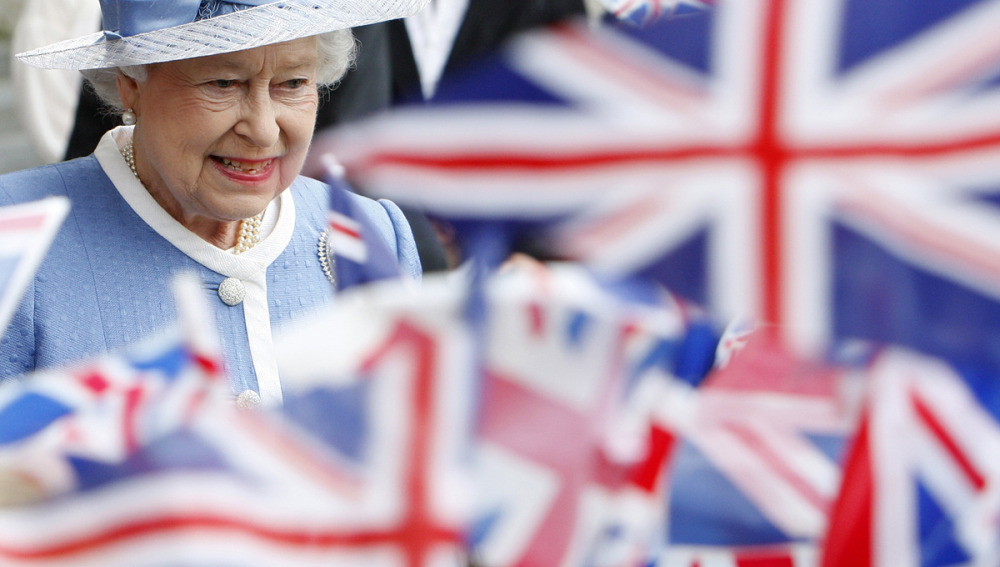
[[321, 158, 405, 291]]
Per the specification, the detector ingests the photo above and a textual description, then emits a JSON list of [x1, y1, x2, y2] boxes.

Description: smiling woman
[[113, 38, 323, 246], [0, 0, 427, 405]]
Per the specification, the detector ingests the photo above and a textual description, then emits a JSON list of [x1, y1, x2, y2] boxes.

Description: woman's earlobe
[[115, 74, 142, 112]]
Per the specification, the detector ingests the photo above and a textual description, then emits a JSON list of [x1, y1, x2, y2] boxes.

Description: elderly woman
[[0, 0, 426, 406]]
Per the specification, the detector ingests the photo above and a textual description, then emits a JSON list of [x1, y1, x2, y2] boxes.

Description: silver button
[[236, 389, 261, 410], [218, 277, 245, 306]]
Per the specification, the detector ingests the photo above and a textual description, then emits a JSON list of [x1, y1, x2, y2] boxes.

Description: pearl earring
[[122, 109, 137, 126]]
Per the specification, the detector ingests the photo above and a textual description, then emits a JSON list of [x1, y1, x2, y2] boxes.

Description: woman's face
[[120, 37, 319, 237]]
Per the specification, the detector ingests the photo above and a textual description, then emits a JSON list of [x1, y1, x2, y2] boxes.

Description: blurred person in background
[[11, 0, 101, 164]]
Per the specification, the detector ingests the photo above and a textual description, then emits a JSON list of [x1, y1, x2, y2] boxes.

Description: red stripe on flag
[[911, 390, 986, 492], [0, 513, 461, 560], [724, 422, 828, 511], [528, 301, 545, 336], [193, 353, 223, 380], [235, 409, 365, 496], [736, 551, 795, 567], [562, 192, 671, 256], [329, 217, 362, 240], [122, 387, 145, 454], [364, 130, 1000, 174], [182, 388, 208, 425], [361, 321, 463, 567], [820, 412, 872, 567], [755, 0, 787, 334], [837, 191, 1000, 282], [78, 372, 109, 395], [330, 222, 362, 240], [0, 320, 462, 564], [481, 367, 627, 566], [628, 424, 675, 493], [0, 214, 47, 232], [553, 22, 707, 112]]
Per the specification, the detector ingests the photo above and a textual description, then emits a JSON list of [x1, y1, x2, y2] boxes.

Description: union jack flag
[[822, 347, 1000, 567], [651, 335, 855, 565], [0, 395, 467, 567], [322, 160, 405, 291], [658, 544, 816, 567], [0, 275, 469, 566], [593, 0, 713, 27], [315, 0, 1000, 371], [468, 263, 718, 567], [275, 262, 720, 567], [275, 276, 476, 566], [0, 197, 68, 342], [0, 274, 224, 504]]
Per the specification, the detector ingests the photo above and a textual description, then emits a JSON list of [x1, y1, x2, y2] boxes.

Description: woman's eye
[[212, 79, 237, 89], [283, 78, 307, 89]]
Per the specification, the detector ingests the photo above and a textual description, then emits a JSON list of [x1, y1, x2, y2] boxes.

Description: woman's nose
[[234, 90, 280, 148]]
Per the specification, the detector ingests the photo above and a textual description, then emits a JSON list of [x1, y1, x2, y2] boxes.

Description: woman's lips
[[211, 156, 276, 182]]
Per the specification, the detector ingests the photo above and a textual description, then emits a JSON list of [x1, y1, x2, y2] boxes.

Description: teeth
[[219, 157, 271, 173]]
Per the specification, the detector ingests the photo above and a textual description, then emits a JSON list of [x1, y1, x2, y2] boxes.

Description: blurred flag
[[591, 0, 713, 26], [0, 272, 470, 566], [276, 274, 476, 566], [277, 263, 721, 567], [659, 544, 816, 567], [468, 264, 717, 567], [0, 274, 224, 505], [0, 197, 69, 341], [315, 0, 1000, 370], [822, 348, 1000, 567], [0, 397, 469, 567], [652, 335, 856, 566], [321, 160, 406, 291]]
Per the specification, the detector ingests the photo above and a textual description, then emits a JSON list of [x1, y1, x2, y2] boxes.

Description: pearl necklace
[[122, 139, 264, 254]]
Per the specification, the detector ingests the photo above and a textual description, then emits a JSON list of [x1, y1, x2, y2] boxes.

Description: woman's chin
[[225, 197, 275, 221]]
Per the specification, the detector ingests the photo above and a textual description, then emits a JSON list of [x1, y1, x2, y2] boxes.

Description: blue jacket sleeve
[[376, 198, 422, 280], [344, 190, 422, 279], [0, 280, 36, 380]]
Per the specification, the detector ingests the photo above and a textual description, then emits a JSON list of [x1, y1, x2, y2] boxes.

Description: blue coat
[[0, 156, 420, 397]]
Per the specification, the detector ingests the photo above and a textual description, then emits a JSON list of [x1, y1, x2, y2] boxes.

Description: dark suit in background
[[318, 0, 585, 126]]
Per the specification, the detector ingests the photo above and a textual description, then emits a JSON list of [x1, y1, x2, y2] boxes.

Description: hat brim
[[16, 0, 429, 70]]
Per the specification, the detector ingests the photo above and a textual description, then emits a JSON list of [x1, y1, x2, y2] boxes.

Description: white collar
[[94, 126, 294, 280], [404, 0, 469, 99]]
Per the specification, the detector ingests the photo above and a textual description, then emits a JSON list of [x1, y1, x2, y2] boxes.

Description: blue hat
[[17, 0, 429, 70]]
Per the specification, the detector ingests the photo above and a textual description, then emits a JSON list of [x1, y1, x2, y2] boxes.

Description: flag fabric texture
[[658, 544, 817, 567], [276, 263, 722, 567], [471, 264, 712, 567], [0, 273, 470, 567], [322, 163, 406, 291], [0, 274, 224, 506], [0, 197, 69, 343], [593, 0, 713, 27], [275, 274, 477, 567], [822, 347, 1000, 567], [653, 335, 856, 566], [315, 0, 1000, 370], [6, 1, 1000, 564], [311, 4, 1000, 562]]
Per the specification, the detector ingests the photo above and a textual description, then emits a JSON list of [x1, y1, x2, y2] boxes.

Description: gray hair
[[81, 29, 356, 112]]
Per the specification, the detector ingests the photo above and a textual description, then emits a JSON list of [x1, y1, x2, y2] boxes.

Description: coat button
[[236, 389, 261, 410], [218, 277, 245, 306]]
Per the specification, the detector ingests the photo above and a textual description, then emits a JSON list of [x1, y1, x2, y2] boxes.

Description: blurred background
[[0, 0, 42, 174]]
